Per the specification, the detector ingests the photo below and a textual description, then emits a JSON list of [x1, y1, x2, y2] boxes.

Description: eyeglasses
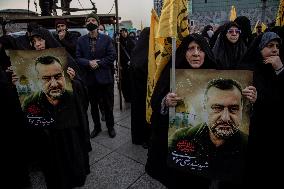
[[227, 29, 241, 34]]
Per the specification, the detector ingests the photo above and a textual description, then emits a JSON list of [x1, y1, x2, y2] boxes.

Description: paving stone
[[116, 115, 131, 129], [129, 173, 167, 189], [89, 142, 112, 165], [116, 141, 148, 164], [90, 125, 131, 150], [80, 152, 144, 189], [114, 109, 131, 123]]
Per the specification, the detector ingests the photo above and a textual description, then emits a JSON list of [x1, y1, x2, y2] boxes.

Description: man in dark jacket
[[76, 12, 116, 138], [53, 18, 78, 58]]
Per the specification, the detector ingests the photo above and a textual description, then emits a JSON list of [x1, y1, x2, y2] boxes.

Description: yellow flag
[[229, 5, 237, 21], [252, 20, 260, 33], [276, 0, 284, 26], [261, 22, 267, 32], [146, 9, 159, 124], [146, 0, 190, 124], [252, 21, 267, 34]]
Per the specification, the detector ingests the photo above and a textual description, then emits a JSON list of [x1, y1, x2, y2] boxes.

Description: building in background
[[154, 0, 163, 16], [189, 0, 279, 32]]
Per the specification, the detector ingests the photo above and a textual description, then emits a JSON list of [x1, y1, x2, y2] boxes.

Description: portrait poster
[[7, 48, 73, 127], [168, 69, 252, 180]]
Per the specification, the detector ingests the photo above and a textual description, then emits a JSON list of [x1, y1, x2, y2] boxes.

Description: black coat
[[130, 27, 150, 145], [23, 79, 91, 189], [54, 31, 79, 58], [0, 49, 30, 188], [240, 33, 284, 188]]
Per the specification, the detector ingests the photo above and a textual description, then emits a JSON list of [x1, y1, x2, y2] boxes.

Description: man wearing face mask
[[76, 12, 117, 138], [53, 18, 79, 58]]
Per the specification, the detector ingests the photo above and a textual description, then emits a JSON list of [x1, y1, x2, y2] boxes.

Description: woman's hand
[[242, 86, 257, 104], [165, 92, 182, 107], [6, 66, 18, 85], [264, 55, 283, 70], [67, 67, 76, 80]]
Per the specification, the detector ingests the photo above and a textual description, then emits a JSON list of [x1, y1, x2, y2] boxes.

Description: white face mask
[[98, 30, 104, 34], [207, 30, 214, 38]]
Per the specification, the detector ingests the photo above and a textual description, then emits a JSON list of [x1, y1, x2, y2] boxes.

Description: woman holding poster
[[146, 33, 216, 188], [146, 33, 257, 188]]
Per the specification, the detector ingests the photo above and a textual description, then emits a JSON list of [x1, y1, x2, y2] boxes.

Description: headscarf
[[212, 22, 247, 69], [201, 25, 213, 40], [151, 34, 216, 113], [234, 16, 253, 47], [259, 32, 281, 50], [240, 32, 281, 70], [175, 33, 216, 69], [30, 28, 61, 49]]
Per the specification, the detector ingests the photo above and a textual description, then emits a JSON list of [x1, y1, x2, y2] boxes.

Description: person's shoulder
[[172, 123, 204, 139], [78, 34, 88, 41], [98, 33, 112, 41]]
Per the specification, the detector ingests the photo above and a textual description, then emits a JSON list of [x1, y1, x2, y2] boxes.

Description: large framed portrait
[[7, 48, 72, 104], [168, 69, 252, 181], [7, 48, 73, 127]]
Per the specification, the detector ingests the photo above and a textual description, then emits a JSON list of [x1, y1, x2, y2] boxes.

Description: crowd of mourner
[[1, 11, 283, 189]]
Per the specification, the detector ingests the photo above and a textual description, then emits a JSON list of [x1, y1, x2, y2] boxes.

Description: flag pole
[[171, 37, 176, 93], [169, 36, 177, 119], [115, 0, 123, 110]]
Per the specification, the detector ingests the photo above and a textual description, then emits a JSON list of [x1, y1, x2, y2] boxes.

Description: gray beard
[[209, 121, 239, 139]]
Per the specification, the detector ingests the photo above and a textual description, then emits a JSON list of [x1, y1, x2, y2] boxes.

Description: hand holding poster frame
[[168, 69, 252, 184], [7, 48, 73, 128]]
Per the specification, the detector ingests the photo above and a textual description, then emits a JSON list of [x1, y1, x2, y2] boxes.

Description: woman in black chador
[[130, 27, 151, 147], [240, 32, 284, 188], [1, 44, 30, 188], [145, 34, 217, 189], [212, 22, 247, 69]]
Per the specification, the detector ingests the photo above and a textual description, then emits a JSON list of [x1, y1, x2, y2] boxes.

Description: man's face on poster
[[36, 61, 66, 99], [205, 86, 243, 139]]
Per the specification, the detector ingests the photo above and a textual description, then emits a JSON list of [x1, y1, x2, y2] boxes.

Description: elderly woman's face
[[185, 41, 205, 68], [226, 26, 241, 44], [261, 40, 280, 59]]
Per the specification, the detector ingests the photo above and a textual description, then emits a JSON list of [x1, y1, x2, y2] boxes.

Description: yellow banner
[[146, 0, 190, 124], [276, 0, 284, 26]]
